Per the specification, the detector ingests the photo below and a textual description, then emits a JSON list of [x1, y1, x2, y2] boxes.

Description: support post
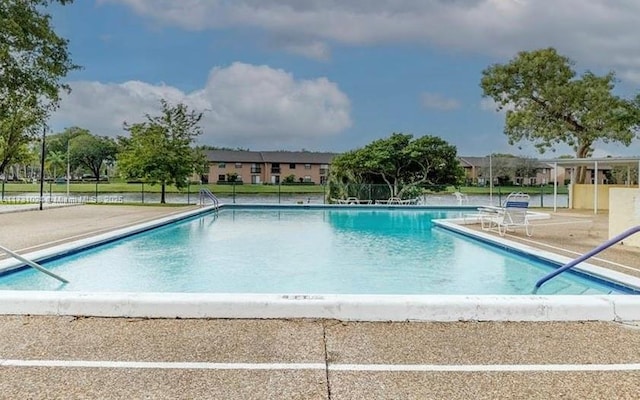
[[39, 126, 46, 211]]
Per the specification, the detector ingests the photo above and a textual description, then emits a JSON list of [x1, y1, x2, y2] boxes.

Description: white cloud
[[98, 0, 640, 81], [479, 97, 517, 114], [420, 92, 460, 111], [480, 97, 499, 113], [51, 62, 352, 149], [275, 39, 331, 62]]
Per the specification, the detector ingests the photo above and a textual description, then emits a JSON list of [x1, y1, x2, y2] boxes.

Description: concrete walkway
[[1, 205, 640, 399]]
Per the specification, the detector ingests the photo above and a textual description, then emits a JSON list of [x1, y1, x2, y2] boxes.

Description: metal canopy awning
[[539, 156, 640, 214]]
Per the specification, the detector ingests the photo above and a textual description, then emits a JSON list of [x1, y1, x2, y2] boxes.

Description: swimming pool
[[0, 206, 635, 296]]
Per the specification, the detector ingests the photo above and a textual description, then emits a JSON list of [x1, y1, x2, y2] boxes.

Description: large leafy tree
[[69, 133, 118, 180], [48, 126, 88, 155], [117, 100, 207, 204], [480, 48, 640, 183], [0, 0, 79, 174], [46, 126, 90, 177], [330, 133, 463, 199]]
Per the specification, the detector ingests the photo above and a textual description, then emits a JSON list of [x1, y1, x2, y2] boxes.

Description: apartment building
[[458, 156, 557, 185], [203, 150, 336, 184]]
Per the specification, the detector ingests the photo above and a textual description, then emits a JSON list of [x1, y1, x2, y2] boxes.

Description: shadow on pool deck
[[1, 205, 640, 399]]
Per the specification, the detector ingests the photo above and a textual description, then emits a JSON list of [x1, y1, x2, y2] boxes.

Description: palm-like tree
[[46, 150, 65, 181]]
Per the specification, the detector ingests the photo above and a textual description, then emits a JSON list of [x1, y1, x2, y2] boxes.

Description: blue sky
[[49, 0, 640, 157]]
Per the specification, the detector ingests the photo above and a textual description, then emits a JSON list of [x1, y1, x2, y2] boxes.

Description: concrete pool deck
[[1, 204, 640, 398]]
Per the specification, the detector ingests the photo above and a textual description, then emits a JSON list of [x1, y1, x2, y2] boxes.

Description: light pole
[[489, 153, 493, 206], [66, 139, 70, 198], [39, 126, 46, 211]]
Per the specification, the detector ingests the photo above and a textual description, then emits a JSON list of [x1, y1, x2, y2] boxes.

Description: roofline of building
[[540, 157, 640, 167]]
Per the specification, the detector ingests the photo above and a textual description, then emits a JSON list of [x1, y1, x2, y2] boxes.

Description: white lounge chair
[[479, 192, 533, 236], [453, 191, 469, 205]]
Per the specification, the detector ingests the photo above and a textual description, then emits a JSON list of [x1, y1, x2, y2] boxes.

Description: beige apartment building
[[203, 150, 336, 185], [458, 156, 558, 185], [202, 150, 624, 187]]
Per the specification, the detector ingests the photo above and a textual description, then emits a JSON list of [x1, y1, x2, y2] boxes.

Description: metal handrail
[[0, 244, 69, 283], [534, 225, 640, 292], [199, 188, 220, 208]]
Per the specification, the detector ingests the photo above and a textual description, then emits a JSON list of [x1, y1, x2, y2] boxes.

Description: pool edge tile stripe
[[2, 359, 640, 372]]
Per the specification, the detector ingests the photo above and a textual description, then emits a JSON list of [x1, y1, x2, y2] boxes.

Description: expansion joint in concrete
[[322, 321, 333, 400]]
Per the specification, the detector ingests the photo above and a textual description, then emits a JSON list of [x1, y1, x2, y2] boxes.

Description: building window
[[235, 163, 242, 169], [271, 163, 281, 174], [320, 164, 328, 175], [304, 164, 311, 169], [304, 175, 312, 182], [320, 176, 327, 185], [218, 174, 226, 181], [289, 163, 296, 169], [218, 162, 226, 168], [251, 164, 261, 173]]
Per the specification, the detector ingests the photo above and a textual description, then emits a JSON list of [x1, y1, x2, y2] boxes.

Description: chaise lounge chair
[[479, 192, 533, 237]]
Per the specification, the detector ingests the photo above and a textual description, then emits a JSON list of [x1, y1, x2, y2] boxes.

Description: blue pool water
[[0, 207, 630, 295]]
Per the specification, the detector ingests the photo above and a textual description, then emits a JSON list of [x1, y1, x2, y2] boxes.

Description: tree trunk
[[575, 143, 592, 184], [161, 182, 166, 204], [576, 166, 588, 184]]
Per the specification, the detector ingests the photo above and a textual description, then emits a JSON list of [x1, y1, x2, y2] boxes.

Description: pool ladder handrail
[[533, 225, 640, 292], [199, 188, 220, 208], [0, 244, 69, 284]]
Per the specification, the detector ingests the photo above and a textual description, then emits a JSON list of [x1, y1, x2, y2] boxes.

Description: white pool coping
[[1, 204, 639, 322]]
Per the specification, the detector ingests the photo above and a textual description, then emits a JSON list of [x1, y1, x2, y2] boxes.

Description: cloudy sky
[[49, 0, 640, 157]]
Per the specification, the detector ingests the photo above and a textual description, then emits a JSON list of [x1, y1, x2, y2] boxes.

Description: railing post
[[534, 225, 640, 291], [0, 244, 68, 284]]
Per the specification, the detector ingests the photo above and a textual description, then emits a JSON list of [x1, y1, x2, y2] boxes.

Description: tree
[[330, 133, 463, 199], [46, 126, 90, 178], [46, 150, 65, 179], [117, 100, 207, 204], [69, 134, 117, 180], [48, 126, 89, 155], [0, 94, 46, 175], [0, 0, 79, 174], [480, 48, 640, 183], [479, 155, 515, 186], [514, 157, 539, 185]]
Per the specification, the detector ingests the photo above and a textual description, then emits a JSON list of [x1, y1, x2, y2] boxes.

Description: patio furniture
[[479, 192, 533, 236], [453, 191, 469, 205]]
